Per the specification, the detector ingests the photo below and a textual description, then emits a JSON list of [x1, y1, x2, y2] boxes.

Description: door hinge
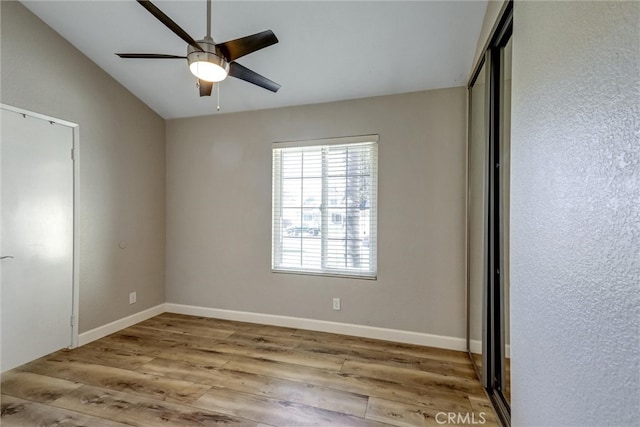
[[70, 315, 76, 327], [71, 148, 75, 160]]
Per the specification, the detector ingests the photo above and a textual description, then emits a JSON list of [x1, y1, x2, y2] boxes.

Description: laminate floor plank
[[467, 394, 500, 425], [223, 331, 302, 349], [296, 341, 424, 370], [366, 395, 500, 427], [225, 356, 473, 413], [98, 334, 232, 367], [138, 357, 229, 385], [37, 344, 154, 371], [418, 357, 477, 379], [201, 340, 346, 371], [135, 316, 236, 339], [291, 330, 471, 365], [51, 384, 259, 427], [365, 397, 444, 427], [192, 386, 391, 427], [1, 313, 497, 427], [20, 357, 211, 404], [140, 357, 369, 417], [158, 313, 299, 338], [0, 394, 126, 427], [297, 340, 477, 379], [115, 324, 345, 371], [225, 323, 300, 339], [113, 324, 224, 350], [0, 370, 82, 404], [342, 360, 484, 395]]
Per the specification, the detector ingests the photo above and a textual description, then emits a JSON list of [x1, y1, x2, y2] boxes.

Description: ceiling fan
[[117, 0, 280, 97]]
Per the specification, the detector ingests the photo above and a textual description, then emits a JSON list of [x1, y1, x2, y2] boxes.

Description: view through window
[[272, 135, 378, 278]]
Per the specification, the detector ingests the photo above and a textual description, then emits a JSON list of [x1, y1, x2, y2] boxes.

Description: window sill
[[271, 268, 377, 281]]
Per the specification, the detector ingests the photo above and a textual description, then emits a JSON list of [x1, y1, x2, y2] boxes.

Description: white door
[[1, 108, 74, 372]]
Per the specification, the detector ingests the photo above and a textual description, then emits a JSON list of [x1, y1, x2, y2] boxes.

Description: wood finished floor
[[1, 313, 498, 426]]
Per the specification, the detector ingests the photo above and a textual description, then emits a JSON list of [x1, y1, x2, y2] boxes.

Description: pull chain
[[217, 83, 221, 111]]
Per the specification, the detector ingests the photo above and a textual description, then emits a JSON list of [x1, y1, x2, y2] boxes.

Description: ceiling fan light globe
[[189, 60, 228, 82], [187, 41, 229, 82]]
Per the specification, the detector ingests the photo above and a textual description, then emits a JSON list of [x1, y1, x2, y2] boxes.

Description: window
[[272, 135, 378, 279]]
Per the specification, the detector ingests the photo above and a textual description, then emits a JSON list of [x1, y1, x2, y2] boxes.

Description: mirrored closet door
[[467, 55, 488, 382], [467, 1, 512, 425]]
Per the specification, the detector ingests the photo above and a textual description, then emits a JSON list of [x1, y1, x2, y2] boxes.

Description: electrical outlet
[[129, 292, 137, 304], [333, 297, 341, 311]]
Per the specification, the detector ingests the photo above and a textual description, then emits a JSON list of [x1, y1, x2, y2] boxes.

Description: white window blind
[[272, 135, 378, 279]]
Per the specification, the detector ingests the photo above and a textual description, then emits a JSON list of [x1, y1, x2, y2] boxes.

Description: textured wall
[[511, 1, 639, 425], [166, 88, 468, 339], [1, 2, 166, 332]]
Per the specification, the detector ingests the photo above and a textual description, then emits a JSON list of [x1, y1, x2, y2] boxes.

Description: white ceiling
[[22, 0, 487, 119]]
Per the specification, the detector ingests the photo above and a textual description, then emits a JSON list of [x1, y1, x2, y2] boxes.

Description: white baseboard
[[469, 338, 511, 358], [165, 303, 467, 352], [470, 338, 482, 355], [76, 303, 471, 352], [78, 303, 166, 346]]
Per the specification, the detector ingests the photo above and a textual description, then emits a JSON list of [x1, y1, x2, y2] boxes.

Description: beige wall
[[1, 1, 166, 332], [166, 87, 467, 338]]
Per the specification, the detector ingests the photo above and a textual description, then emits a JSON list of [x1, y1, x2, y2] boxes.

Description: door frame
[[1, 103, 80, 349]]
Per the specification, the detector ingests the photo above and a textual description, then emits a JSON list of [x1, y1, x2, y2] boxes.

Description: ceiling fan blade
[[217, 30, 278, 62], [228, 62, 281, 93], [116, 53, 186, 59], [199, 80, 213, 97], [137, 0, 203, 51]]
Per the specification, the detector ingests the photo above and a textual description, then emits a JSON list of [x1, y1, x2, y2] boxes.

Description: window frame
[[271, 135, 378, 280]]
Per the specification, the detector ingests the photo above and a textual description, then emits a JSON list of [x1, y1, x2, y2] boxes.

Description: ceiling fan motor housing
[[187, 37, 229, 82]]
